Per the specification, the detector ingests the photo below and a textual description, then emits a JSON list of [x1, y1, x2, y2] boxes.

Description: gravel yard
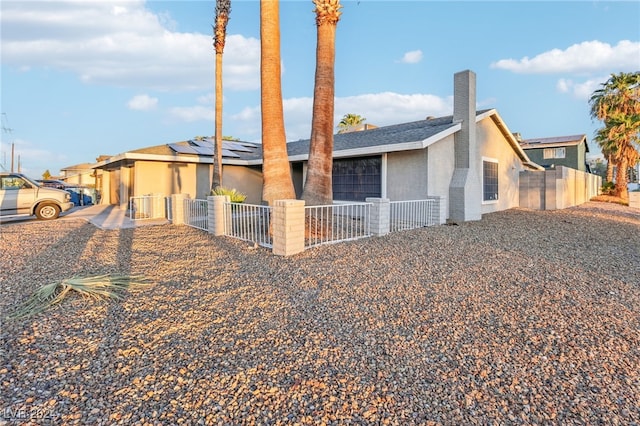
[[1, 202, 639, 425]]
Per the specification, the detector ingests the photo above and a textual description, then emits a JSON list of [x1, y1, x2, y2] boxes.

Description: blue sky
[[1, 0, 639, 177]]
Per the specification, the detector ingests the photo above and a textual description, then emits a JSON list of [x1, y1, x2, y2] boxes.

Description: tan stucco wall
[[133, 161, 211, 199], [476, 118, 522, 215], [386, 149, 429, 200], [223, 165, 264, 205]]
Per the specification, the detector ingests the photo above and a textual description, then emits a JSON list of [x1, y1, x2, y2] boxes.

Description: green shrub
[[211, 187, 247, 203], [600, 181, 616, 195]]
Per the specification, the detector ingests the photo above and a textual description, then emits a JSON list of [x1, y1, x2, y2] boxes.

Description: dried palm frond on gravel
[[6, 274, 152, 320]]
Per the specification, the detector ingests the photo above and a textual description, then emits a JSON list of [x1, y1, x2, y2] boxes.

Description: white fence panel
[[224, 203, 272, 248], [305, 203, 371, 248], [390, 199, 437, 231], [129, 194, 165, 220], [184, 198, 209, 231]]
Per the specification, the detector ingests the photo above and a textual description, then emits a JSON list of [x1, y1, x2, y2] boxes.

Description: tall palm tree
[[589, 72, 640, 199], [337, 113, 365, 133], [260, 0, 295, 204], [302, 0, 342, 206], [212, 0, 231, 190]]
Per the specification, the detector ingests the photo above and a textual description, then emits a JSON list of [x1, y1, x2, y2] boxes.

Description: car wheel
[[35, 203, 61, 220]]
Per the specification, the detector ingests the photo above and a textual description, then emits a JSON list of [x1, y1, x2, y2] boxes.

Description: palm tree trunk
[[260, 0, 295, 205], [606, 153, 614, 183], [302, 1, 341, 206], [614, 156, 629, 199], [213, 51, 223, 189]]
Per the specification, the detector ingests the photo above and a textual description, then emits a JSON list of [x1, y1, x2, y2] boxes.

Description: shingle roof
[[520, 134, 587, 150], [229, 110, 493, 163]]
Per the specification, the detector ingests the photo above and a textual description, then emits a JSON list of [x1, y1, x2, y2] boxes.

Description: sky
[[1, 0, 639, 177]]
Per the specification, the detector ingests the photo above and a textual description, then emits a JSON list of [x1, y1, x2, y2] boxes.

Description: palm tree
[[593, 127, 616, 184], [260, 0, 295, 204], [301, 0, 343, 206], [337, 113, 365, 133], [212, 0, 231, 190], [589, 72, 640, 199]]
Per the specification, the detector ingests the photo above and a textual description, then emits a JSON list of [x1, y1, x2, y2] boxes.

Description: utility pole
[[2, 113, 15, 172]]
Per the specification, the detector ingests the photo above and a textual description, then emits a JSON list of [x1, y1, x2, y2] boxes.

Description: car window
[[1, 176, 31, 190]]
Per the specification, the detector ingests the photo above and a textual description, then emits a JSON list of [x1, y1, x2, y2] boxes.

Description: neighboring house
[[519, 134, 590, 172], [60, 162, 96, 187], [89, 70, 542, 222]]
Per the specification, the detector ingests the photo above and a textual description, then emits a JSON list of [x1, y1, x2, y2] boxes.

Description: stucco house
[[92, 70, 543, 222], [519, 134, 590, 172]]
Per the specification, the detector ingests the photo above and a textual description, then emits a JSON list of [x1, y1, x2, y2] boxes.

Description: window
[[483, 160, 498, 202], [332, 157, 381, 201], [0, 176, 28, 190], [543, 147, 566, 159]]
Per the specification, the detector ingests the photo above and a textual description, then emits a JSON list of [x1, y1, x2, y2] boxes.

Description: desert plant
[[601, 181, 616, 195], [7, 275, 152, 320], [211, 187, 247, 203]]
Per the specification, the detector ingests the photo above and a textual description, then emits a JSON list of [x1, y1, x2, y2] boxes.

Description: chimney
[[448, 70, 482, 222]]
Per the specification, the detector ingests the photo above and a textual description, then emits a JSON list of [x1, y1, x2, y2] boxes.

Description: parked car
[[37, 179, 94, 206], [0, 172, 74, 220]]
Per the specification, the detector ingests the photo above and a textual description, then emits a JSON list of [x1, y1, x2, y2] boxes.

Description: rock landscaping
[[1, 202, 639, 425]]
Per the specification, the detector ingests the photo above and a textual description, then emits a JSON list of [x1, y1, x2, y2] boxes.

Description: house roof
[[520, 134, 589, 152], [91, 109, 542, 171]]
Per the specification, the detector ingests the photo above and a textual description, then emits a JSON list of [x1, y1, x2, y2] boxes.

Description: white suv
[[0, 172, 74, 220]]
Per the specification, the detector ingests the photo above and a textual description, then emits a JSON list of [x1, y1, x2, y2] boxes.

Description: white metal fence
[[224, 203, 272, 248], [305, 203, 371, 248], [390, 199, 438, 232], [184, 198, 209, 231], [129, 194, 165, 220]]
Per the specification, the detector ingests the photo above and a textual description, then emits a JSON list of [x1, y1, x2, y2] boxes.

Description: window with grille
[[483, 160, 498, 202], [543, 147, 566, 159], [332, 157, 381, 202]]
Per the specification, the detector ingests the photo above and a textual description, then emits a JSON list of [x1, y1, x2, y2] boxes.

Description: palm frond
[[7, 275, 152, 320]]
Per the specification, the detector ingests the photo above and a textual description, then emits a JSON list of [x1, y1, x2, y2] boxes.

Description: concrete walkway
[[61, 204, 169, 230]]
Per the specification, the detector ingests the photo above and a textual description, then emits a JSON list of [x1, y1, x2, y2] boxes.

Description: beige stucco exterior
[[477, 118, 524, 215]]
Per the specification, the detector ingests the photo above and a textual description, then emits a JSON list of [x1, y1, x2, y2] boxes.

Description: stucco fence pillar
[[366, 198, 390, 237], [207, 195, 229, 236], [426, 196, 446, 225], [170, 194, 187, 225], [272, 199, 305, 257]]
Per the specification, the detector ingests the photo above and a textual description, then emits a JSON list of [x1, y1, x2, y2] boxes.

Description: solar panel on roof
[[169, 143, 199, 155], [192, 146, 214, 155], [191, 139, 214, 148], [223, 142, 254, 153], [222, 149, 241, 158]]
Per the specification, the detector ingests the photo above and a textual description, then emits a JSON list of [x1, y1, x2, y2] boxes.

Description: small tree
[[337, 113, 365, 133]]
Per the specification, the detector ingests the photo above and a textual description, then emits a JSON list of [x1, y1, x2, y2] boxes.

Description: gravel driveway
[[1, 202, 639, 425]]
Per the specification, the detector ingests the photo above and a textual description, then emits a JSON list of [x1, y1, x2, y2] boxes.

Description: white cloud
[[127, 94, 158, 111], [0, 1, 259, 92], [491, 40, 640, 74], [227, 92, 453, 143], [399, 50, 423, 64], [168, 105, 213, 123], [556, 77, 606, 100]]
